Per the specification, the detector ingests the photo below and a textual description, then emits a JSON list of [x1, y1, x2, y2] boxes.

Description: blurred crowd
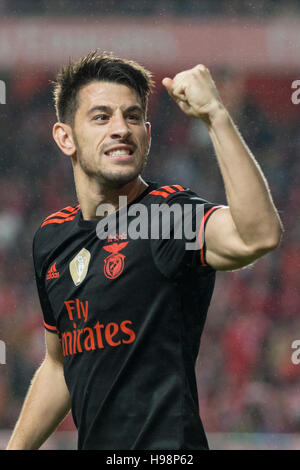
[[1, 0, 300, 18], [0, 64, 299, 440]]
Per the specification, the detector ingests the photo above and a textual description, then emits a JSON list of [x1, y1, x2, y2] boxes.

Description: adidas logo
[[46, 262, 60, 280]]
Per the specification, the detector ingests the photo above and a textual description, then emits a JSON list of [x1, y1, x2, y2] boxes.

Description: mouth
[[104, 145, 135, 160]]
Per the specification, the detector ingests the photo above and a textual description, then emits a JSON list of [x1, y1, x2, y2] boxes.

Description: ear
[[145, 121, 152, 154], [52, 122, 76, 156]]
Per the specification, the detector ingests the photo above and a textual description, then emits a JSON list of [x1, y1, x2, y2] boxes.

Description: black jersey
[[33, 182, 224, 450]]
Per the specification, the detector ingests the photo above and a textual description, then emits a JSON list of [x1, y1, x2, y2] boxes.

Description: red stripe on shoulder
[[44, 205, 80, 222], [41, 205, 80, 228], [150, 185, 186, 199], [63, 205, 80, 213], [41, 215, 76, 227], [171, 184, 185, 191], [149, 189, 170, 198], [161, 185, 177, 194]]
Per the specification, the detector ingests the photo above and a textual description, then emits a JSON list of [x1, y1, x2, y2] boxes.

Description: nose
[[109, 112, 131, 140]]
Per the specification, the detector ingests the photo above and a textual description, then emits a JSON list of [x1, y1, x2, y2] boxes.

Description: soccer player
[[7, 51, 282, 450]]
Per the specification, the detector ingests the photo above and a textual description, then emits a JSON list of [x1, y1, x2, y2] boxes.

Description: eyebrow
[[87, 105, 144, 116]]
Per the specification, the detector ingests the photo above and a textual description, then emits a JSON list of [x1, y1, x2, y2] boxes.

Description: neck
[[73, 170, 148, 220]]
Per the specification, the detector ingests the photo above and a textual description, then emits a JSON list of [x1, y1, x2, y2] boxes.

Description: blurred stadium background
[[0, 0, 300, 450]]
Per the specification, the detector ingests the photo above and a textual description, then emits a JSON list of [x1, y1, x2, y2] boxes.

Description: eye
[[127, 114, 141, 122], [94, 114, 109, 121]]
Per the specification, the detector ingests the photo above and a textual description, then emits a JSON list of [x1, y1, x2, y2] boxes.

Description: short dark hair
[[53, 50, 155, 126]]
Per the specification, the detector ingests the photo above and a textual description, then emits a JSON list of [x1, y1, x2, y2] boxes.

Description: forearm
[[6, 358, 71, 450], [206, 106, 283, 248]]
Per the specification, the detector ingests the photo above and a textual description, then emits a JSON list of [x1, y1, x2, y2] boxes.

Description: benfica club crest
[[103, 241, 129, 279]]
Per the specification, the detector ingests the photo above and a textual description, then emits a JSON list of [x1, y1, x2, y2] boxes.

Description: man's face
[[72, 81, 151, 187]]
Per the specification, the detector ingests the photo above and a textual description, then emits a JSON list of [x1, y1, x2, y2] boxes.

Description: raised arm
[[6, 330, 71, 450], [162, 65, 283, 270]]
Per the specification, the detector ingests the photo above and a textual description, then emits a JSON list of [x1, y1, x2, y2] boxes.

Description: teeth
[[108, 149, 131, 156]]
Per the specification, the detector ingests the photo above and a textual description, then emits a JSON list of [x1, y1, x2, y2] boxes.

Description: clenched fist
[[162, 65, 225, 123]]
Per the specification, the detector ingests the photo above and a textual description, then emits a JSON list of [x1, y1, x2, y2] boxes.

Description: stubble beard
[[74, 138, 149, 190]]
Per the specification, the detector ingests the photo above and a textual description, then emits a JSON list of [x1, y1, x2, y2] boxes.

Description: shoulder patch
[[41, 205, 80, 228], [149, 184, 186, 199]]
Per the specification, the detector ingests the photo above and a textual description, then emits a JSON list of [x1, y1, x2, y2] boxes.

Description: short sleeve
[[33, 232, 58, 334], [150, 189, 225, 279]]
